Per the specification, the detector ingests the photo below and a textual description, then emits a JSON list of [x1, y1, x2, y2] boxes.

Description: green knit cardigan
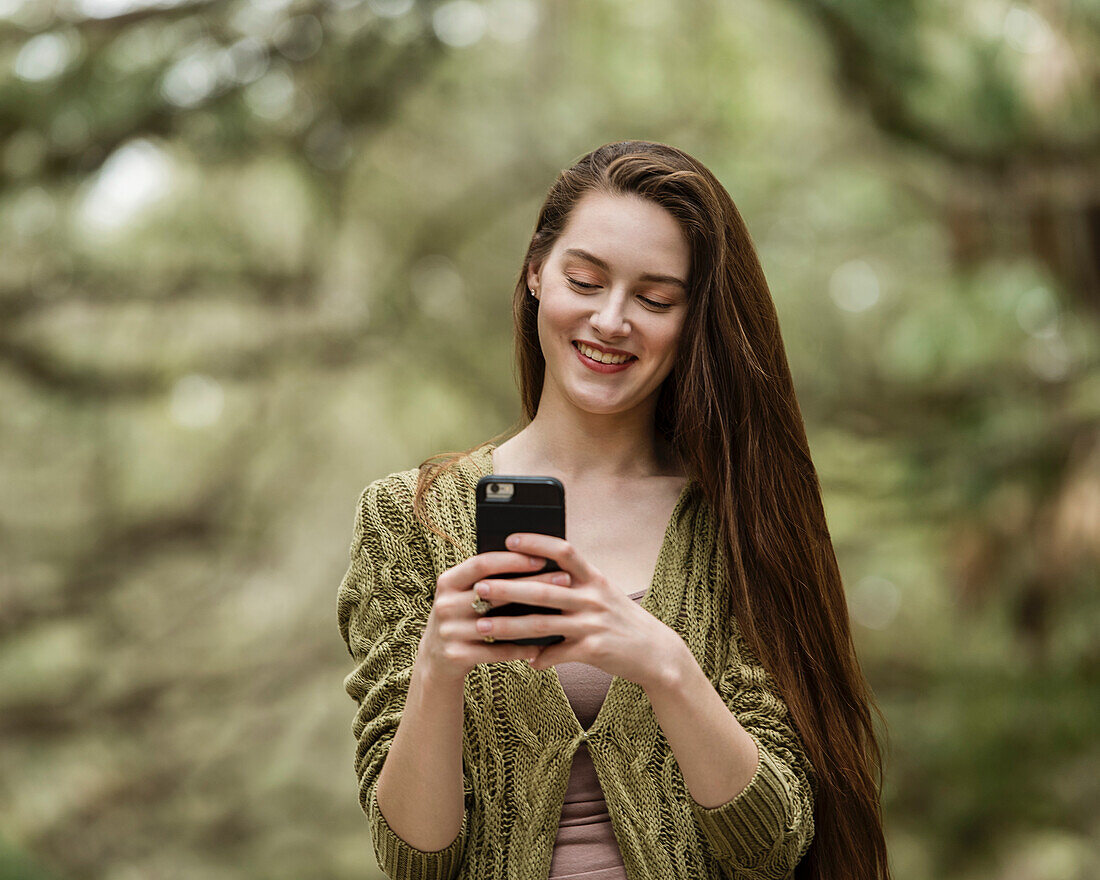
[[337, 442, 817, 880]]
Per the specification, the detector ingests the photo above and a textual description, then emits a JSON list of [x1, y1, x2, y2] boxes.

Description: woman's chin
[[562, 387, 641, 415]]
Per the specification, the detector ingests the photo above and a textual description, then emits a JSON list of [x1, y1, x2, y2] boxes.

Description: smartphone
[[475, 474, 566, 646]]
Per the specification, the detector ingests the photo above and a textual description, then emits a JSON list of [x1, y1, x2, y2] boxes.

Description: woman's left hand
[[472, 532, 687, 691]]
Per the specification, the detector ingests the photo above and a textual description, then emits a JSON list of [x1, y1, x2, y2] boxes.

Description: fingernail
[[506, 535, 520, 548], [528, 555, 544, 566], [551, 573, 569, 585], [476, 582, 489, 597], [476, 619, 492, 633]]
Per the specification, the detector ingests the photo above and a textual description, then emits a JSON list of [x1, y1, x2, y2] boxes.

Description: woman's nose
[[590, 297, 629, 336]]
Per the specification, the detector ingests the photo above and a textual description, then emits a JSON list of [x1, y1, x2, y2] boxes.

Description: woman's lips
[[572, 341, 637, 374]]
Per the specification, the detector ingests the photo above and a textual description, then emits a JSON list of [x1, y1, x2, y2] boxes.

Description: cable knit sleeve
[[687, 617, 817, 879], [336, 474, 468, 880]]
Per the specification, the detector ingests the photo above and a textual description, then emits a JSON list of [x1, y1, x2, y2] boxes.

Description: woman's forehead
[[555, 194, 689, 278]]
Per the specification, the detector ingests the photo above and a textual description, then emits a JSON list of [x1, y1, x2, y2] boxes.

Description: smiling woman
[[337, 140, 893, 880], [526, 189, 691, 415]]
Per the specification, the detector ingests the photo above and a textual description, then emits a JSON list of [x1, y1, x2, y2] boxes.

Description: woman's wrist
[[415, 641, 470, 692], [639, 630, 693, 696]]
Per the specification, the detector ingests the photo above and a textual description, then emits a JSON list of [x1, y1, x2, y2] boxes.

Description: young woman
[[338, 141, 892, 880]]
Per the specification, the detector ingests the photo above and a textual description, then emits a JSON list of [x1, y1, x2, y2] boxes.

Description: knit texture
[[337, 442, 817, 880]]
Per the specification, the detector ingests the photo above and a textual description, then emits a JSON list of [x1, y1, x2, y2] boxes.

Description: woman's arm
[[644, 642, 761, 807], [644, 627, 816, 878], [337, 476, 468, 880], [374, 647, 466, 852]]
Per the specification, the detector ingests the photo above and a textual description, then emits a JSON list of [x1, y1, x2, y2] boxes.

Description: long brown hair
[[414, 140, 891, 880]]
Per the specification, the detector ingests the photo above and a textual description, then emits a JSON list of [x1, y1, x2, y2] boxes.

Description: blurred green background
[[2, 0, 1099, 878]]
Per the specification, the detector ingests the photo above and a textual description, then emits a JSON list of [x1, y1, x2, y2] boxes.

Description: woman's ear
[[526, 260, 544, 296]]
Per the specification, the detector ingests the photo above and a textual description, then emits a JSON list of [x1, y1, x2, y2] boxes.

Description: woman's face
[[527, 191, 690, 419]]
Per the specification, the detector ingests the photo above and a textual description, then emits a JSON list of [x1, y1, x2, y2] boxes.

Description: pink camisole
[[547, 589, 647, 880]]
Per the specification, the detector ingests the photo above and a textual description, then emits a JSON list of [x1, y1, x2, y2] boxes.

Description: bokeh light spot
[[161, 41, 226, 107], [433, 0, 487, 47], [368, 0, 414, 19], [1003, 3, 1054, 54], [76, 139, 174, 233], [848, 575, 902, 630], [1015, 285, 1060, 338], [486, 0, 539, 43], [1023, 333, 1071, 381], [245, 69, 296, 120], [170, 374, 225, 429], [829, 259, 881, 312], [14, 31, 79, 82], [274, 14, 324, 61]]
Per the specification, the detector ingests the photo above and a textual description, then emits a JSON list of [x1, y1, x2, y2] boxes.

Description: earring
[[528, 288, 537, 298]]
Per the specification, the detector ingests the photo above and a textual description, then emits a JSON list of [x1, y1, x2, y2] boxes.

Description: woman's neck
[[493, 424, 685, 482]]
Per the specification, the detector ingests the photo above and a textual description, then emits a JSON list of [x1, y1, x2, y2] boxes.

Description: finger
[[467, 570, 571, 612], [438, 550, 547, 593], [487, 570, 572, 588], [478, 642, 541, 664], [473, 575, 581, 612], [528, 642, 567, 670], [473, 614, 580, 642], [504, 534, 596, 584]]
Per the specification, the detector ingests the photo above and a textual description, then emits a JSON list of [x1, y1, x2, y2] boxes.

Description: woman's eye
[[567, 278, 673, 310]]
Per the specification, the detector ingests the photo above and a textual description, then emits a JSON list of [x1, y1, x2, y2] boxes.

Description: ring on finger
[[481, 634, 495, 643], [471, 596, 492, 615]]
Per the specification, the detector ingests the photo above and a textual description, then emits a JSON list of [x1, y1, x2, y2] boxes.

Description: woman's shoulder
[[360, 446, 486, 520], [362, 466, 420, 504]]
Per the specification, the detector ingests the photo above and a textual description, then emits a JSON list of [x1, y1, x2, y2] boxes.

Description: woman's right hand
[[416, 549, 568, 684]]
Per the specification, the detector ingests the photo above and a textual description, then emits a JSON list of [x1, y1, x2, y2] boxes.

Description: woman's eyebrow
[[563, 247, 687, 290]]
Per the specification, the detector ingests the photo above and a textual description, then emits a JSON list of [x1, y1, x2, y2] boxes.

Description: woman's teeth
[[573, 341, 635, 365]]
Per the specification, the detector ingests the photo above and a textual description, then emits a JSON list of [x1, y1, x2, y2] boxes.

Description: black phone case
[[475, 474, 566, 646]]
